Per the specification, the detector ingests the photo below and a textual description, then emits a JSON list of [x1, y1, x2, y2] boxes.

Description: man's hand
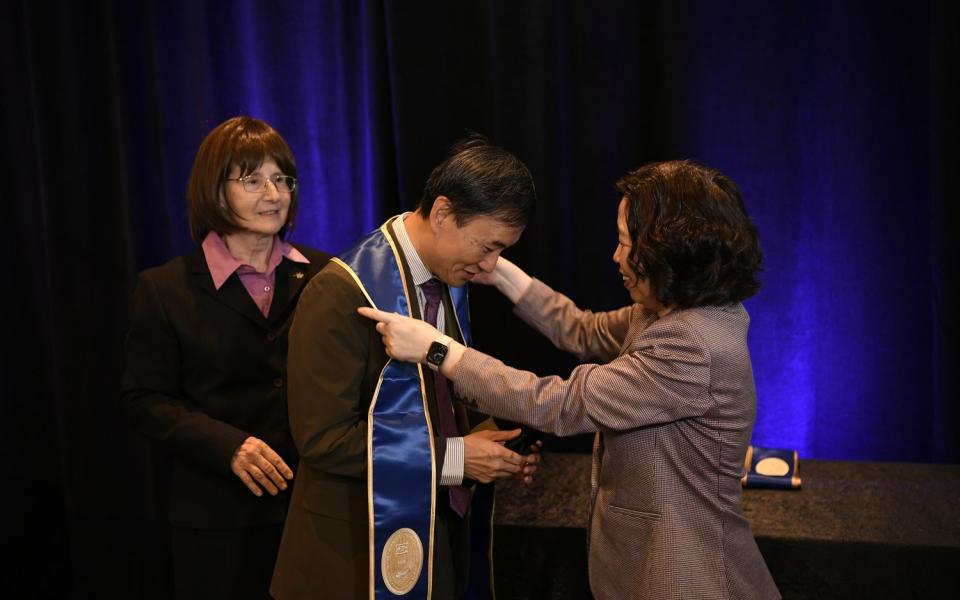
[[463, 429, 532, 484], [514, 441, 543, 485], [230, 436, 294, 497]]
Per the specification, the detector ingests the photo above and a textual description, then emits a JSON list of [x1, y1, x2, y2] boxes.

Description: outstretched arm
[[358, 307, 711, 437], [357, 307, 539, 483], [477, 257, 635, 362], [473, 255, 533, 303]]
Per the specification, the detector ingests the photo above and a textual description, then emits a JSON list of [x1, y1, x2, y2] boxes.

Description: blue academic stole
[[332, 218, 492, 599]]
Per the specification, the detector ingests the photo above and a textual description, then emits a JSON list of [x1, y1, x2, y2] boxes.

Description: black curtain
[[3, 1, 957, 597]]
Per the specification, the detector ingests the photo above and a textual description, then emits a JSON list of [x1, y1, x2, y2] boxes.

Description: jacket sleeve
[[512, 279, 636, 363], [287, 266, 370, 478], [121, 271, 249, 474], [454, 315, 712, 437], [287, 266, 452, 480]]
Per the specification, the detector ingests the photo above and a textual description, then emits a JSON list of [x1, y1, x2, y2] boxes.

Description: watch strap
[[426, 335, 454, 371]]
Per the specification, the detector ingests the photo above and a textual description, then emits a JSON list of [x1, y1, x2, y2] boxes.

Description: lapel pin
[[293, 272, 305, 279]]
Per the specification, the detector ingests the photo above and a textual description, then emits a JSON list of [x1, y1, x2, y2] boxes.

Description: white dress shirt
[[391, 214, 465, 486]]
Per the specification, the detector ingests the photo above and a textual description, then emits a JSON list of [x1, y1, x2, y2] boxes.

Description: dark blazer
[[121, 244, 330, 529], [455, 280, 781, 600], [272, 222, 478, 600]]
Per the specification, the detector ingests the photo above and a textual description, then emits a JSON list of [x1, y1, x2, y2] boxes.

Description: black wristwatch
[[425, 335, 454, 371]]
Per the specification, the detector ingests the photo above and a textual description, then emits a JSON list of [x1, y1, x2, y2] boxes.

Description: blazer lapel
[[383, 219, 423, 320], [267, 255, 310, 324], [438, 287, 474, 434], [187, 249, 268, 330]]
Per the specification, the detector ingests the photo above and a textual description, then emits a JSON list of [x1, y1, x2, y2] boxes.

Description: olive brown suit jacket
[[271, 222, 479, 600]]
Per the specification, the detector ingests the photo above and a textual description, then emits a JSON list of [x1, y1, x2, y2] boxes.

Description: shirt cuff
[[440, 437, 465, 486]]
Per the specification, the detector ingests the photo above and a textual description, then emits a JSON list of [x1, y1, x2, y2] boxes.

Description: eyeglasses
[[225, 173, 297, 193]]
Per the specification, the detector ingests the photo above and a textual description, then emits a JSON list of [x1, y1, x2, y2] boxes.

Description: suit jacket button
[[273, 377, 284, 388], [266, 332, 276, 342]]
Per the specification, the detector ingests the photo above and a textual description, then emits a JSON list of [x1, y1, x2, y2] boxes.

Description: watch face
[[427, 341, 449, 366]]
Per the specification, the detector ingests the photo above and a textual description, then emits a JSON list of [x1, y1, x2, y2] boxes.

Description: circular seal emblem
[[381, 527, 424, 595]]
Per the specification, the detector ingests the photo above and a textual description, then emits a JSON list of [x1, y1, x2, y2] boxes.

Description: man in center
[[271, 136, 539, 599]]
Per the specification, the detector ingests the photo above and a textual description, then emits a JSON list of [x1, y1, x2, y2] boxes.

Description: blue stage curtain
[[2, 0, 957, 597], [664, 2, 945, 461]]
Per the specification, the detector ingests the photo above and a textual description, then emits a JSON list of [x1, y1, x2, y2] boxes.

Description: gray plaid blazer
[[455, 280, 780, 599]]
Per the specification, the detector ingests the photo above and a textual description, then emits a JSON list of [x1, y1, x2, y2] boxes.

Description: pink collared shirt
[[201, 231, 310, 317]]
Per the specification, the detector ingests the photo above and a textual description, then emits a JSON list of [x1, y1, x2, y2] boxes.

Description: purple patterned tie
[[421, 278, 470, 517]]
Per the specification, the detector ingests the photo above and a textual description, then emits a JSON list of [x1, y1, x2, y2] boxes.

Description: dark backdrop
[[2, 0, 957, 597]]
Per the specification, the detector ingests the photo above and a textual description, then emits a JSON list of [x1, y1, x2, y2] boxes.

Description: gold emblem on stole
[[381, 527, 424, 595]]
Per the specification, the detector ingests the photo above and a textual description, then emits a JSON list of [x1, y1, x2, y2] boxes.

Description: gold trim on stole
[[488, 495, 497, 600], [336, 218, 437, 599], [330, 257, 376, 309]]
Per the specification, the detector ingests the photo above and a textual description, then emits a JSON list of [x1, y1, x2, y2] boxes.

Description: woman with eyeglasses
[[360, 160, 780, 599], [121, 116, 331, 600]]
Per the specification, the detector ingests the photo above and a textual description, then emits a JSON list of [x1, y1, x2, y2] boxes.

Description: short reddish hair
[[187, 116, 298, 242]]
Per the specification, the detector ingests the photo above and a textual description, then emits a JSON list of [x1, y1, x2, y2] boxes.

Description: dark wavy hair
[[616, 160, 762, 309], [187, 116, 298, 242], [418, 133, 535, 227]]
